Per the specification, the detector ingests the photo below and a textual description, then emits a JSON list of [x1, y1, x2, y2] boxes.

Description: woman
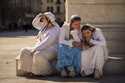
[[16, 12, 60, 76], [80, 24, 108, 79], [56, 15, 82, 77]]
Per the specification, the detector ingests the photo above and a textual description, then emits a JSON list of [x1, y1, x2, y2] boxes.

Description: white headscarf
[[32, 12, 59, 30], [44, 12, 60, 28], [83, 23, 96, 29]]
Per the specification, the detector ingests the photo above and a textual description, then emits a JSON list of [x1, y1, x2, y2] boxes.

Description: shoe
[[81, 71, 86, 77], [61, 69, 68, 77], [67, 66, 76, 77], [69, 70, 76, 77]]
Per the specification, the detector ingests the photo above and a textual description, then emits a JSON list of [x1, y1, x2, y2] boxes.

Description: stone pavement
[[0, 30, 125, 83]]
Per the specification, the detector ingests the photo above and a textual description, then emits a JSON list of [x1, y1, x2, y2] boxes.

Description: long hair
[[81, 24, 95, 46], [69, 16, 81, 31], [69, 16, 81, 39]]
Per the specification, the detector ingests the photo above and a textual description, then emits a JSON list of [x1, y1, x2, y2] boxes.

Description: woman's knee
[[20, 48, 32, 56], [33, 51, 42, 57], [33, 52, 47, 61], [32, 52, 50, 70], [34, 51, 57, 61]]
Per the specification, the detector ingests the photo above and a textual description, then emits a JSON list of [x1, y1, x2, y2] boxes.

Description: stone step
[[97, 27, 125, 75], [104, 55, 125, 75], [104, 32, 125, 41]]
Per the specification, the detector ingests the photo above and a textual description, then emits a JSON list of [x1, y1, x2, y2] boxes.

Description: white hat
[[84, 23, 96, 29], [70, 15, 81, 21], [43, 12, 55, 23], [43, 12, 59, 28], [32, 12, 59, 30]]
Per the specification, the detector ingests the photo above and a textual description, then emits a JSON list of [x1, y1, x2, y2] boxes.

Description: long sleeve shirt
[[32, 13, 60, 52], [34, 26, 60, 51], [90, 28, 106, 46], [59, 22, 82, 46]]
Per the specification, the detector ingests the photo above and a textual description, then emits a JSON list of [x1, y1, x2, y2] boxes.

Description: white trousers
[[17, 47, 57, 75]]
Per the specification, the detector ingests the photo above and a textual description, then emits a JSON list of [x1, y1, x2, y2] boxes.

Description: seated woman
[[56, 15, 82, 77], [80, 24, 108, 79], [16, 12, 60, 76]]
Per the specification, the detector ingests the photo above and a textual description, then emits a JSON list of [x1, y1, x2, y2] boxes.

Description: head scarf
[[70, 15, 81, 22], [32, 12, 59, 30]]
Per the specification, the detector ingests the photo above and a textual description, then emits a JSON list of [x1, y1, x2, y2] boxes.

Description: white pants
[[81, 45, 108, 75], [17, 47, 57, 75]]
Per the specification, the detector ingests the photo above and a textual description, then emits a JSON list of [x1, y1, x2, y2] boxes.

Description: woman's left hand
[[72, 41, 82, 48], [31, 49, 36, 55]]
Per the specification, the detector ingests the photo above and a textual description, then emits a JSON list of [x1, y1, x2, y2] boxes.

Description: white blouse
[[90, 28, 106, 46], [59, 22, 70, 46], [32, 13, 60, 51], [59, 22, 106, 47], [34, 27, 60, 51], [59, 22, 82, 46], [70, 29, 81, 42]]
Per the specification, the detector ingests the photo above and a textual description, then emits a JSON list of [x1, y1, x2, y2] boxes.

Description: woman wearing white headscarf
[[56, 15, 82, 77], [16, 12, 60, 76], [80, 24, 108, 79]]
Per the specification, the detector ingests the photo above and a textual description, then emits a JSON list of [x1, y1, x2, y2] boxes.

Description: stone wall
[[65, 0, 125, 27]]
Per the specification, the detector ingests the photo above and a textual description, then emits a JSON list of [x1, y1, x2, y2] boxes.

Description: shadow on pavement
[[0, 30, 38, 37], [23, 74, 125, 83]]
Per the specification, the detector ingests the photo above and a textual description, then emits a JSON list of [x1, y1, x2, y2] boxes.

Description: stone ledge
[[104, 57, 125, 75]]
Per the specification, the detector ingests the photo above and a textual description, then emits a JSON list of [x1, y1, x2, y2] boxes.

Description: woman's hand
[[72, 41, 82, 48], [89, 42, 94, 47], [31, 49, 36, 55]]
